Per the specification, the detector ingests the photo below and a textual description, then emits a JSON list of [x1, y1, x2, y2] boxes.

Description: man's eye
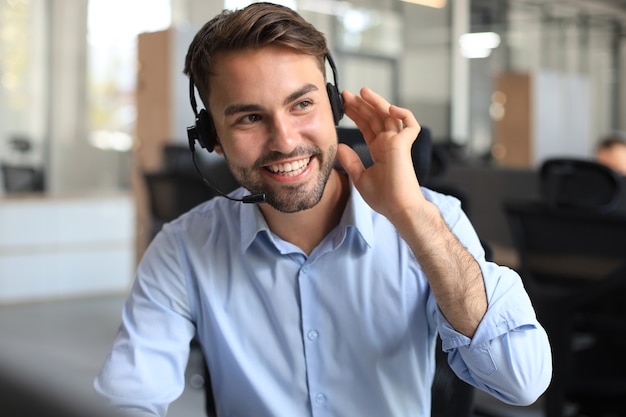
[[295, 100, 312, 110], [238, 114, 261, 124]]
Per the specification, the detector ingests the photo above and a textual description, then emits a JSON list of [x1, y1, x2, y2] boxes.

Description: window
[[0, 0, 46, 175], [87, 0, 171, 151]]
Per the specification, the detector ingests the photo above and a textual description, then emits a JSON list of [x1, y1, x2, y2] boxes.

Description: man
[[595, 131, 626, 176], [95, 3, 551, 416]]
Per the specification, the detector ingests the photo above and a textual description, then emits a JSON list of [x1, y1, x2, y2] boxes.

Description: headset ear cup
[[196, 109, 217, 152], [326, 83, 344, 126]]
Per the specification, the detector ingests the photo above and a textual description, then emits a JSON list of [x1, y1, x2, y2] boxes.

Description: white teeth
[[268, 157, 310, 176]]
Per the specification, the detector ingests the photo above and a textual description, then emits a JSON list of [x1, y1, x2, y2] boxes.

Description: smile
[[266, 157, 311, 177]]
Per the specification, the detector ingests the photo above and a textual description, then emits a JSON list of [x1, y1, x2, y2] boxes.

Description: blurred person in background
[[595, 131, 626, 175]]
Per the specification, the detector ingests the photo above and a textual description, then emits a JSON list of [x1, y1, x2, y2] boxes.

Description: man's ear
[[214, 138, 224, 155]]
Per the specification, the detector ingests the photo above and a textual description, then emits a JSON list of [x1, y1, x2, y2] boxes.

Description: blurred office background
[[2, 0, 625, 194], [1, 0, 626, 415], [3, 0, 624, 301]]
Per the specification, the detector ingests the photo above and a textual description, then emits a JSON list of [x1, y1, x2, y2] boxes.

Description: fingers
[[389, 104, 421, 137], [342, 87, 420, 143], [342, 88, 387, 139], [336, 143, 365, 183], [341, 90, 374, 139]]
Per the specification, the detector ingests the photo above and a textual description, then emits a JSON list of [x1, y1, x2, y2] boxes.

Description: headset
[[186, 53, 344, 204], [187, 53, 344, 152]]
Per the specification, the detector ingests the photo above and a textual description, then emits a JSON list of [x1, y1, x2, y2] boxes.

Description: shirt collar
[[240, 197, 271, 253], [339, 181, 374, 249]]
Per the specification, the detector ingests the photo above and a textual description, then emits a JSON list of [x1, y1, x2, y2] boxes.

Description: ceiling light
[[459, 32, 501, 59], [399, 0, 447, 8]]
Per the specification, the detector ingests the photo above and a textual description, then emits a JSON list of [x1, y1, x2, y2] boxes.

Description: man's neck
[[259, 170, 350, 255]]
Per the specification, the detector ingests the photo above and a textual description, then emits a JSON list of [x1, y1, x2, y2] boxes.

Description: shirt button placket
[[299, 263, 328, 414]]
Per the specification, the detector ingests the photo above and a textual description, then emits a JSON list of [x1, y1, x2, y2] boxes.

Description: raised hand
[[337, 87, 426, 222]]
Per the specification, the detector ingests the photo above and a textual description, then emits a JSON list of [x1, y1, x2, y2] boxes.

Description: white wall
[[0, 194, 135, 304], [533, 71, 591, 164]]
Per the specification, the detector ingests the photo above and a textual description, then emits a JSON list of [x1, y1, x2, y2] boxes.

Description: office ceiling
[[472, 0, 626, 13], [469, 0, 626, 31], [354, 0, 626, 32], [538, 0, 626, 20]]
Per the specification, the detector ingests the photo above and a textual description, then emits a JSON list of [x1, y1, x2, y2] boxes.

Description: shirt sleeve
[[94, 224, 196, 417], [425, 189, 552, 406]]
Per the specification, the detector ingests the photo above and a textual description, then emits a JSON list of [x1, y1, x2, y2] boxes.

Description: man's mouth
[[266, 157, 311, 177]]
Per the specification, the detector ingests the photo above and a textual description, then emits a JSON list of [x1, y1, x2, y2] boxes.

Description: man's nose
[[268, 114, 297, 154]]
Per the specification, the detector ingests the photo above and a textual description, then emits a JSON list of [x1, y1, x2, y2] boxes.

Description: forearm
[[392, 201, 487, 337]]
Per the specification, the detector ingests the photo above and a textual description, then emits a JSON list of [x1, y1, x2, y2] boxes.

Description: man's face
[[207, 46, 338, 213], [597, 144, 626, 176]]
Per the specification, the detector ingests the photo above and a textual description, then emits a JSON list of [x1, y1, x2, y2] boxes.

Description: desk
[[0, 193, 135, 304]]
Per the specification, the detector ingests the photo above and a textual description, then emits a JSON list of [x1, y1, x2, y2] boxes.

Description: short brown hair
[[184, 2, 329, 107], [597, 131, 626, 151]]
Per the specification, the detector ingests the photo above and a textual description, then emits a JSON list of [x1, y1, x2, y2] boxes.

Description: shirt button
[[301, 266, 309, 273], [307, 330, 319, 340], [315, 393, 326, 404]]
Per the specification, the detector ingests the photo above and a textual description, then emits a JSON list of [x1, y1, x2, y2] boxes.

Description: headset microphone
[[186, 130, 266, 204]]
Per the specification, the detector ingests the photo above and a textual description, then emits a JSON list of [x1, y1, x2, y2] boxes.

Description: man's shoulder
[[421, 186, 463, 212]]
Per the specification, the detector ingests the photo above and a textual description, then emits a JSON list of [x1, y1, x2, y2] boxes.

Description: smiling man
[[211, 46, 341, 216], [94, 3, 551, 417]]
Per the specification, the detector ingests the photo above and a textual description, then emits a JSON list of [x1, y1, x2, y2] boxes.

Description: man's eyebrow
[[223, 84, 320, 117], [224, 103, 264, 117], [283, 84, 319, 106]]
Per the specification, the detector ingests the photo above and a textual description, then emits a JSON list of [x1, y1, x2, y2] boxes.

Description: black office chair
[[540, 158, 623, 213], [504, 158, 626, 417], [162, 143, 198, 176], [423, 144, 472, 217], [1, 164, 44, 193], [143, 145, 240, 239], [143, 171, 217, 239]]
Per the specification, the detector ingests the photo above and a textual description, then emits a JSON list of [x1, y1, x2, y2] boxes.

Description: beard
[[225, 143, 337, 213]]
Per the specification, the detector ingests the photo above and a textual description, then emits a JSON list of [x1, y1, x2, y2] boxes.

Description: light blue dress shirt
[[95, 184, 551, 417]]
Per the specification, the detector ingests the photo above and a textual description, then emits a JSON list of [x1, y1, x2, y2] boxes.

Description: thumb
[[337, 143, 366, 183]]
